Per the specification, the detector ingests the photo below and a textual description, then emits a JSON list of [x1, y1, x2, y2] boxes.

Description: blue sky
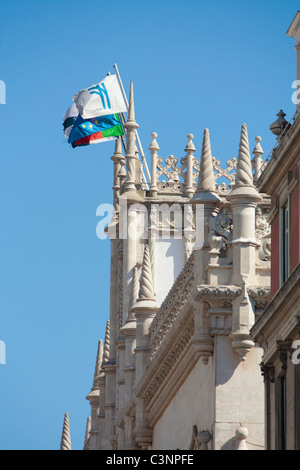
[[0, 0, 298, 450]]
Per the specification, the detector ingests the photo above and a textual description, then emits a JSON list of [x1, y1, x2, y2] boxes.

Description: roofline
[[287, 11, 300, 39]]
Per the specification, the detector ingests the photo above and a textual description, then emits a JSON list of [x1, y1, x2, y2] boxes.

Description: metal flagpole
[[107, 71, 127, 155], [113, 63, 151, 185]]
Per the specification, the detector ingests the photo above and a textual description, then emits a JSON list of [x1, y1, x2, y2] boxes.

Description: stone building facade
[[58, 11, 300, 453], [80, 78, 272, 450]]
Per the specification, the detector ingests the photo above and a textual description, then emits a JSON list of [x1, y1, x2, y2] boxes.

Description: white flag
[[73, 74, 127, 119]]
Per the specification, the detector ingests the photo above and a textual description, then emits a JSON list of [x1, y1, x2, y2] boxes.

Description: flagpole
[[113, 63, 151, 185]]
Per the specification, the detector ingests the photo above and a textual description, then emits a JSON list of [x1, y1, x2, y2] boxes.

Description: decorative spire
[[190, 128, 219, 203], [253, 136, 264, 183], [149, 132, 159, 152], [60, 412, 72, 451], [149, 132, 159, 198], [138, 244, 155, 301], [185, 134, 196, 198], [123, 81, 143, 202], [235, 123, 254, 187], [127, 80, 136, 123], [83, 416, 91, 450], [253, 135, 263, 157], [127, 266, 139, 321], [185, 133, 196, 154], [92, 340, 103, 389], [197, 128, 215, 192], [102, 320, 110, 366]]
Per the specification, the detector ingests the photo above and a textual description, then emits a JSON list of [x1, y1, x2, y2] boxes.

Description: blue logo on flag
[[88, 83, 111, 110]]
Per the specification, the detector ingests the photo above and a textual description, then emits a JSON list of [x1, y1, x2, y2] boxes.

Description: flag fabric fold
[[73, 75, 127, 120], [63, 103, 78, 139]]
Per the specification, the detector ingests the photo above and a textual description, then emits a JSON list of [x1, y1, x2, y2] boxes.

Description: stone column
[[185, 134, 196, 198], [190, 128, 220, 363], [227, 123, 262, 361], [96, 326, 111, 450], [132, 244, 157, 450], [149, 132, 159, 198], [120, 266, 139, 450], [97, 369, 107, 449], [85, 340, 103, 450]]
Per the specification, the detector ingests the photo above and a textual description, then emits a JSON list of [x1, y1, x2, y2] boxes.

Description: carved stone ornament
[[212, 156, 237, 194], [255, 207, 271, 260], [196, 285, 242, 301], [192, 425, 212, 450], [209, 210, 232, 253], [156, 155, 184, 193], [154, 136, 250, 197], [247, 287, 270, 309], [260, 362, 275, 383]]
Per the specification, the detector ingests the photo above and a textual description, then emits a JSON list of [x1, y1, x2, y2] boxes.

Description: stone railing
[[149, 253, 194, 358], [148, 132, 266, 197]]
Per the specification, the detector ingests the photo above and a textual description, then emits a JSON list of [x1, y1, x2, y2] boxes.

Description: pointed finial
[[102, 321, 110, 366], [138, 244, 155, 301], [92, 340, 103, 388], [252, 136, 263, 156], [127, 266, 139, 321], [185, 133, 196, 153], [127, 81, 135, 123], [149, 132, 160, 152], [60, 412, 72, 451], [83, 416, 91, 450], [114, 135, 123, 157], [197, 129, 215, 191], [190, 128, 219, 203], [270, 109, 290, 137], [235, 123, 253, 187]]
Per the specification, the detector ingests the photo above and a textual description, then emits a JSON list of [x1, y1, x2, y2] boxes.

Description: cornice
[[194, 285, 242, 301], [251, 263, 300, 343]]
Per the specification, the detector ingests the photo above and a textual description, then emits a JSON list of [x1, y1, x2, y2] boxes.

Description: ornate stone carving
[[234, 427, 248, 450], [60, 412, 72, 451], [209, 210, 232, 252], [156, 155, 184, 193], [212, 156, 237, 194], [247, 287, 270, 310], [192, 426, 212, 450], [260, 362, 275, 383], [235, 123, 253, 187], [196, 285, 242, 300], [144, 316, 194, 406], [103, 321, 110, 365], [138, 245, 155, 301], [277, 340, 293, 371], [196, 128, 215, 192], [255, 207, 271, 260]]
